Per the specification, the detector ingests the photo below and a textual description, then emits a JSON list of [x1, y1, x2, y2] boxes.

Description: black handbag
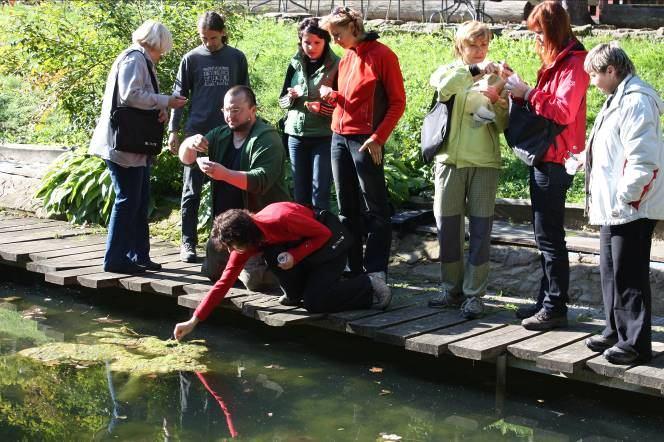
[[305, 210, 353, 265], [420, 92, 455, 164], [504, 98, 565, 166], [109, 50, 164, 155]]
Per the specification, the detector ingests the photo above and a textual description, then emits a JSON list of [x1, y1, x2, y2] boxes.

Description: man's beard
[[230, 120, 252, 133]]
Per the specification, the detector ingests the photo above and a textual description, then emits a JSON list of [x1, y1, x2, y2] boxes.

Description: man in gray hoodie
[[168, 11, 249, 263]]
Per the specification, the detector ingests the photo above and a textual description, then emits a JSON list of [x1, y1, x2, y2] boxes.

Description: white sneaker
[[180, 243, 197, 263], [368, 272, 392, 310]]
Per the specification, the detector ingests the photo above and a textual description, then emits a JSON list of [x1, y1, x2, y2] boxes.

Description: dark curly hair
[[210, 209, 263, 251]]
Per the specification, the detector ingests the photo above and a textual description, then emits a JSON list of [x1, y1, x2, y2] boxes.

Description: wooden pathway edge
[[1, 214, 663, 399]]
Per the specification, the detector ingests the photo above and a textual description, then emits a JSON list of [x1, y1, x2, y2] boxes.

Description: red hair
[[527, 1, 576, 66]]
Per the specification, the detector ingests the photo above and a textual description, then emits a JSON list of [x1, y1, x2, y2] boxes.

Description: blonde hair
[[132, 19, 173, 54], [320, 6, 365, 37], [454, 21, 492, 59]]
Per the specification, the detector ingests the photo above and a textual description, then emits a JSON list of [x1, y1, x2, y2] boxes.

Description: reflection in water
[[1, 279, 664, 440]]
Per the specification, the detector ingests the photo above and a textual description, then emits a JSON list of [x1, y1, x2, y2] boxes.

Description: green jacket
[[279, 48, 339, 137], [205, 118, 290, 212], [429, 61, 508, 169]]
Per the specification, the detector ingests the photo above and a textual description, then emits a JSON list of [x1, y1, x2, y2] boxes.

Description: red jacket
[[527, 40, 589, 164], [194, 202, 331, 321], [331, 33, 406, 145]]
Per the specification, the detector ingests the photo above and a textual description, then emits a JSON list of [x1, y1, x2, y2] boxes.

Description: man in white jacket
[[583, 42, 664, 365]]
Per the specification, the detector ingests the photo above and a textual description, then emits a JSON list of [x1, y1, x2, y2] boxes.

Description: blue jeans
[[104, 160, 151, 270], [288, 135, 332, 211], [529, 162, 574, 315], [331, 133, 392, 274], [181, 163, 205, 247]]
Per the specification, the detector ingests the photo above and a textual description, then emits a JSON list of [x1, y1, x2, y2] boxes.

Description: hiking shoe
[[137, 260, 162, 271], [428, 290, 463, 309], [603, 346, 642, 365], [180, 243, 197, 263], [460, 296, 484, 319], [521, 309, 568, 331], [515, 303, 541, 320], [278, 294, 301, 307], [585, 334, 618, 353], [369, 272, 392, 310]]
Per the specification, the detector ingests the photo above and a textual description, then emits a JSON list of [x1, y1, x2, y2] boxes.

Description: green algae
[[18, 326, 208, 375], [0, 308, 51, 345]]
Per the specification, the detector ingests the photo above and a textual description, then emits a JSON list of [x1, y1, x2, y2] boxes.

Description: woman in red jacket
[[505, 1, 589, 330], [320, 7, 406, 283]]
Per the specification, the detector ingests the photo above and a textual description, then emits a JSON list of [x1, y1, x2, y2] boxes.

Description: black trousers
[[600, 218, 657, 357], [529, 163, 573, 315], [263, 245, 373, 313], [331, 133, 392, 274]]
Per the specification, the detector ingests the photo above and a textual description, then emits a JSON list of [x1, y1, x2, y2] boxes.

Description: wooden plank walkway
[[1, 213, 664, 398]]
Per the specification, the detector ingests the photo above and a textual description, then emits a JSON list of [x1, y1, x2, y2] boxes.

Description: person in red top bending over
[[173, 202, 392, 340], [319, 7, 406, 287]]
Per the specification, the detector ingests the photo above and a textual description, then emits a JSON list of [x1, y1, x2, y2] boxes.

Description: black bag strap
[[110, 49, 160, 113]]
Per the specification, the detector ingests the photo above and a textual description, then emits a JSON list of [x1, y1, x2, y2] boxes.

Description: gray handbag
[[421, 92, 455, 163]]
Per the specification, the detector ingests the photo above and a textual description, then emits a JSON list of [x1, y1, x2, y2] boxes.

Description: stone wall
[[391, 232, 664, 315]]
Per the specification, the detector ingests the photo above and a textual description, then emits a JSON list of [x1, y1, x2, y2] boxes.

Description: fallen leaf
[[264, 364, 285, 370], [369, 366, 383, 373], [267, 412, 273, 417], [380, 433, 402, 441], [92, 316, 123, 324], [0, 296, 21, 302], [379, 389, 392, 396]]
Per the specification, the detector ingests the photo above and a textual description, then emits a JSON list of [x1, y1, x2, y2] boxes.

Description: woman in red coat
[[505, 1, 589, 330]]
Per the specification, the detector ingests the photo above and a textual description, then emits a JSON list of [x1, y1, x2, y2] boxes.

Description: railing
[[245, 0, 497, 23]]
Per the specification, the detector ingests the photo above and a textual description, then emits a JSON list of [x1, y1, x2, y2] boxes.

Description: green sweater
[[429, 61, 508, 169], [205, 118, 290, 212]]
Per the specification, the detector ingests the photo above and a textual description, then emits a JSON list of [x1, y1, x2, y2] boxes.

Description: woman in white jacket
[[583, 42, 664, 365]]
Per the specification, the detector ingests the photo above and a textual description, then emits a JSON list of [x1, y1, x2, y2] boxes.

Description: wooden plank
[[536, 340, 598, 373], [177, 288, 253, 310], [0, 220, 64, 232], [448, 324, 542, 361], [346, 305, 441, 337], [587, 341, 664, 379], [321, 292, 419, 332], [0, 218, 60, 229], [255, 302, 301, 322], [119, 263, 202, 295], [262, 307, 325, 327], [623, 354, 664, 390], [76, 253, 183, 289], [242, 296, 283, 318], [229, 293, 270, 310], [373, 310, 469, 346], [26, 257, 103, 273], [0, 226, 94, 245], [181, 283, 213, 294], [28, 242, 107, 261], [405, 312, 513, 357], [45, 265, 105, 285], [507, 322, 601, 362], [0, 236, 107, 262]]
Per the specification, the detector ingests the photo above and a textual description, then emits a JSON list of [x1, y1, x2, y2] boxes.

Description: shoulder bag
[[109, 50, 164, 155], [420, 91, 455, 164], [504, 98, 566, 167]]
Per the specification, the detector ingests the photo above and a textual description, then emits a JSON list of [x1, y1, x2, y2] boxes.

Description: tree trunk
[[560, 0, 594, 25]]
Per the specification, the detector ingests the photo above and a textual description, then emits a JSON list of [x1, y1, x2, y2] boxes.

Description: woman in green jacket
[[278, 17, 339, 211], [427, 21, 509, 318]]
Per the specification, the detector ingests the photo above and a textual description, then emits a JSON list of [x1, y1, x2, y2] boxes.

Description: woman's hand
[[168, 95, 188, 109], [167, 132, 180, 154], [173, 316, 199, 341], [359, 138, 383, 165], [505, 74, 531, 99], [480, 85, 500, 104], [319, 85, 336, 102], [158, 108, 168, 123], [477, 60, 499, 75], [277, 252, 294, 270]]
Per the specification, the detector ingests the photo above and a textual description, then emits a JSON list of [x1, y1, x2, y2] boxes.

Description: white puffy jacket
[[586, 74, 664, 226]]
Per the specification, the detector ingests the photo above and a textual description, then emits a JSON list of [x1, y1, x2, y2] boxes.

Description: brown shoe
[[585, 334, 618, 353]]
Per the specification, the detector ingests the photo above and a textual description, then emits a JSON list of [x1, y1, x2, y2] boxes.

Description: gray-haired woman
[[583, 43, 664, 364], [90, 19, 187, 274]]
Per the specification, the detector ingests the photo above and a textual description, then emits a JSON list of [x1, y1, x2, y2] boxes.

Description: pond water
[[1, 273, 663, 441]]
